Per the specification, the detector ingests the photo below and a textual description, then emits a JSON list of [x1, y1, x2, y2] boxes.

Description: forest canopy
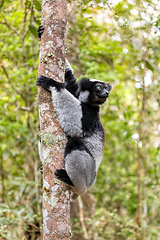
[[0, 0, 160, 239]]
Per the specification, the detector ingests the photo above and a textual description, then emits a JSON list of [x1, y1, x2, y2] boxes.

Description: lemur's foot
[[55, 169, 74, 186], [40, 164, 43, 174], [37, 25, 44, 39]]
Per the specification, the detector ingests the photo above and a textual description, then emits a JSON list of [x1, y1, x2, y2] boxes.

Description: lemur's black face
[[94, 82, 111, 104], [77, 78, 112, 106]]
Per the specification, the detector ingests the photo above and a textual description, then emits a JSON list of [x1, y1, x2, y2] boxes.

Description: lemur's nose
[[103, 89, 109, 98]]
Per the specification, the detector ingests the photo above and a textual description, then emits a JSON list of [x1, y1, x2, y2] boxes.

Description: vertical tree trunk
[[37, 0, 70, 239]]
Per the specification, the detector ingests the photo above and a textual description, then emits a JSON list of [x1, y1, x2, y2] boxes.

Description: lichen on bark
[[37, 0, 70, 239]]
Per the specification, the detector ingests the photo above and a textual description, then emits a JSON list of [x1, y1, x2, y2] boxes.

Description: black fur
[[81, 103, 104, 137], [106, 83, 112, 92], [37, 25, 44, 39], [64, 137, 91, 157], [65, 71, 78, 97], [36, 75, 66, 92], [55, 169, 74, 186], [76, 78, 92, 97]]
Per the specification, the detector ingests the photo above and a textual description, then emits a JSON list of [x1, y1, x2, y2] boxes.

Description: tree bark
[[37, 0, 70, 239]]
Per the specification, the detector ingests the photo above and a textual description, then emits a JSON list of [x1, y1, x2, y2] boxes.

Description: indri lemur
[[37, 26, 112, 200]]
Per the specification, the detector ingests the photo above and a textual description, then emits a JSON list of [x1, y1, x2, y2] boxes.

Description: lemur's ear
[[79, 78, 92, 91], [106, 83, 112, 92]]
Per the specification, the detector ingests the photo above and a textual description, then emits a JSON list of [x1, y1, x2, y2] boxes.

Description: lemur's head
[[77, 78, 111, 106]]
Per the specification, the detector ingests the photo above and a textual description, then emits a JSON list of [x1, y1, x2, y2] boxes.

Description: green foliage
[[67, 0, 160, 239], [0, 0, 160, 239], [0, 0, 42, 239]]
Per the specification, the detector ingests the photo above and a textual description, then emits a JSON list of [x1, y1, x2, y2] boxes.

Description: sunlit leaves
[[0, 0, 41, 238], [67, 0, 160, 239]]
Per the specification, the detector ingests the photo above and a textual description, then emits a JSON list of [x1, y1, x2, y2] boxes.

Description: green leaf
[[35, 0, 41, 11], [29, 25, 37, 37], [144, 59, 160, 72]]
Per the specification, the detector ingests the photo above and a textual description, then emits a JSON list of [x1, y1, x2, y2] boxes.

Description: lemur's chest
[[81, 103, 102, 135]]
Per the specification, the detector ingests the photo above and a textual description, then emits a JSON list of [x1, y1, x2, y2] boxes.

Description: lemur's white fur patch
[[90, 79, 104, 83], [65, 59, 74, 74], [78, 90, 89, 103]]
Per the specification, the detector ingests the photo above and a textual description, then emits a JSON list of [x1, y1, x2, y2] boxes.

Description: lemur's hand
[[37, 25, 44, 39], [36, 75, 66, 91]]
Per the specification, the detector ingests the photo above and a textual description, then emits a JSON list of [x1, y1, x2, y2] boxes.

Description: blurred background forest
[[0, 0, 160, 239]]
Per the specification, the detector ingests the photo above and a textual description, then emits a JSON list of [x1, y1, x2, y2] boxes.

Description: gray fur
[[65, 150, 96, 195], [49, 86, 100, 197], [83, 132, 104, 172], [78, 90, 89, 103], [50, 84, 105, 199], [50, 86, 83, 137]]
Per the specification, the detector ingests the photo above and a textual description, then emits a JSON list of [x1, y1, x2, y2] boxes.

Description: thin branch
[[78, 196, 89, 239], [0, 30, 15, 41], [21, 2, 28, 62], [30, 0, 35, 26], [105, 2, 119, 25], [0, 60, 25, 99], [19, 101, 37, 111], [135, 28, 151, 240], [0, 11, 22, 38]]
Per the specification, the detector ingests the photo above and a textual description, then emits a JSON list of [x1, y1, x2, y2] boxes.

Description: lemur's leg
[[36, 76, 82, 138], [55, 137, 96, 192], [55, 169, 74, 186], [63, 137, 96, 194]]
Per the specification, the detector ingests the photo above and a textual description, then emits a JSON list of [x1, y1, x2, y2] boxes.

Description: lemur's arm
[[65, 59, 79, 97], [37, 25, 79, 97], [36, 75, 83, 138]]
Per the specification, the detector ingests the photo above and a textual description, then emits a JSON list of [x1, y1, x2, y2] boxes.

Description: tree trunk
[[37, 0, 70, 239]]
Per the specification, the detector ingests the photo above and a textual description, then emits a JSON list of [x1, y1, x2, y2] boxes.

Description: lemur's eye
[[96, 85, 102, 91]]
